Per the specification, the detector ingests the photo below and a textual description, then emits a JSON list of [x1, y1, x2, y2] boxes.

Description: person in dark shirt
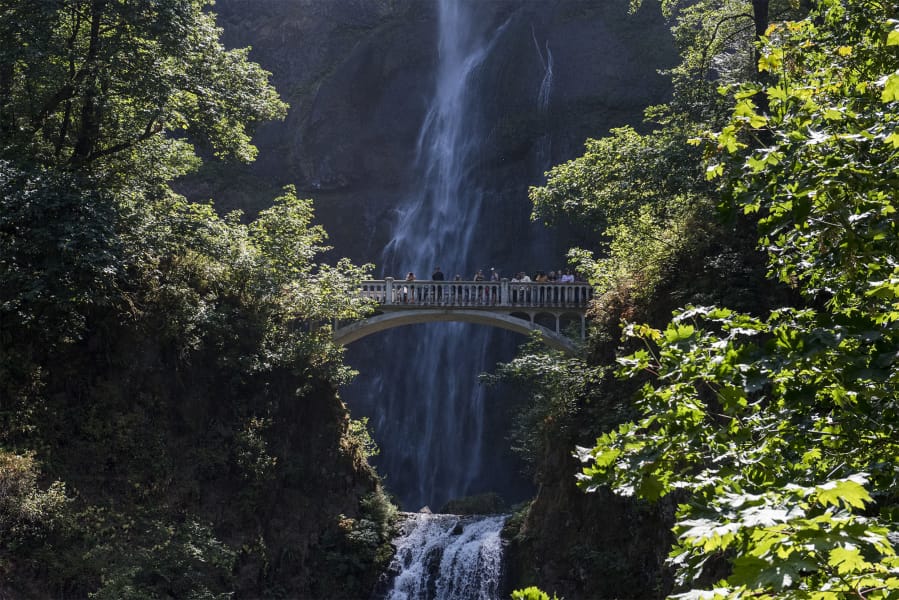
[[432, 266, 445, 302]]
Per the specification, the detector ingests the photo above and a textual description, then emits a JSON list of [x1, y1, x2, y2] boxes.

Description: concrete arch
[[332, 309, 578, 353]]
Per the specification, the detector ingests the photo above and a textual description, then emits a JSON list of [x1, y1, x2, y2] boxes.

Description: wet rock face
[[187, 0, 676, 267], [217, 0, 431, 191]]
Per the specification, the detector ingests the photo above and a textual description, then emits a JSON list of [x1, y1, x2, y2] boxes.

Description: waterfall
[[381, 0, 509, 272], [532, 27, 553, 114], [532, 27, 553, 168], [355, 0, 514, 510], [382, 513, 507, 600]]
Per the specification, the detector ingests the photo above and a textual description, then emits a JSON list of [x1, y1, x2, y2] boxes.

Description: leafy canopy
[[578, 1, 899, 597], [0, 2, 379, 595], [0, 0, 287, 174]]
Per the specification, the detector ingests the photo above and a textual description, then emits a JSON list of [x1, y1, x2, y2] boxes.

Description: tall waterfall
[[355, 0, 514, 510], [381, 0, 507, 271], [382, 513, 507, 600]]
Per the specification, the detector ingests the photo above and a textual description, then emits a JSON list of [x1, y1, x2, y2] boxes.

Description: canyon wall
[[185, 0, 677, 510]]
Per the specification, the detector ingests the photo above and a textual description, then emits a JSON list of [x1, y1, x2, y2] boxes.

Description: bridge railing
[[360, 278, 593, 309]]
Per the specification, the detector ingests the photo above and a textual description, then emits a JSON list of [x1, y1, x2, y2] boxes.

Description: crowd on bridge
[[398, 266, 583, 284], [389, 266, 590, 307]]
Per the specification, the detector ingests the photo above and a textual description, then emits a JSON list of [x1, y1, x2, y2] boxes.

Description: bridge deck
[[360, 278, 592, 312]]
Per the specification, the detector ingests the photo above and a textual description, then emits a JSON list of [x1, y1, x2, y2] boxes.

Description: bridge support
[[333, 309, 580, 354]]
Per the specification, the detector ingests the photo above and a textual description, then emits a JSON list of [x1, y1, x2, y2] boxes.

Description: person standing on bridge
[[404, 271, 415, 303], [489, 268, 499, 304], [473, 269, 486, 305], [432, 266, 445, 302], [519, 271, 532, 304]]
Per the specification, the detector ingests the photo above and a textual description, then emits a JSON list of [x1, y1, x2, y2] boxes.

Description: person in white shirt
[[517, 272, 532, 304]]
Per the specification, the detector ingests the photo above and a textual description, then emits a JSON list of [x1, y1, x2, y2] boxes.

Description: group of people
[[511, 269, 575, 283], [396, 266, 584, 306], [401, 266, 449, 282], [396, 266, 580, 305], [400, 267, 577, 283]]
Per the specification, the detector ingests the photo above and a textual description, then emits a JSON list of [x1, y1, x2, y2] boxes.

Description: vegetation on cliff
[[0, 1, 393, 597], [509, 0, 899, 598]]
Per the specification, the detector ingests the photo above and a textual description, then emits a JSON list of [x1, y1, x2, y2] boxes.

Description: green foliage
[[709, 11, 899, 316], [0, 163, 121, 349], [235, 416, 278, 485], [359, 488, 398, 539], [530, 123, 716, 313], [566, 201, 703, 314], [579, 1, 899, 597], [312, 489, 398, 598], [0, 1, 385, 597], [531, 126, 707, 230], [511, 586, 562, 600], [484, 342, 608, 474], [347, 417, 381, 459], [630, 1, 803, 122], [0, 0, 287, 173], [0, 450, 69, 549], [82, 512, 236, 600]]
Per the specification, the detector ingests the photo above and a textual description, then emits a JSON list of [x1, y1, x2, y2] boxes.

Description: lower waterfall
[[380, 513, 507, 600]]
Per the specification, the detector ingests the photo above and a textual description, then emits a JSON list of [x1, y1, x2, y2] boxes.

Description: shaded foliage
[[0, 1, 393, 598], [506, 0, 899, 598]]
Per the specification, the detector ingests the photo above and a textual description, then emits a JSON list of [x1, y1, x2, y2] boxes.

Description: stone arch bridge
[[333, 278, 593, 353]]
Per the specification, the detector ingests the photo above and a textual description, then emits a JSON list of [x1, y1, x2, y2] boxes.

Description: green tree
[[0, 2, 387, 596], [0, 0, 288, 354], [530, 125, 714, 312], [0, 0, 286, 172], [579, 1, 899, 596], [528, 1, 806, 316]]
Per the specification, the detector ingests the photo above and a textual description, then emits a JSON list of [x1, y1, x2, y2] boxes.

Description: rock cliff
[[185, 0, 676, 268], [175, 1, 685, 596]]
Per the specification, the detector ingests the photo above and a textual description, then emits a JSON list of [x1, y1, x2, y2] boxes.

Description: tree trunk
[[70, 0, 105, 166], [751, 0, 769, 38]]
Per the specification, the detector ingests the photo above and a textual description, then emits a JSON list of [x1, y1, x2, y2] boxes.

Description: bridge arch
[[332, 309, 578, 353]]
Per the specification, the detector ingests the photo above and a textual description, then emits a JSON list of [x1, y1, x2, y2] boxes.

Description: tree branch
[[84, 113, 163, 163]]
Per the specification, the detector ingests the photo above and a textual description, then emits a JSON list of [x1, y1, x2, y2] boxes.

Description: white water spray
[[384, 513, 507, 600]]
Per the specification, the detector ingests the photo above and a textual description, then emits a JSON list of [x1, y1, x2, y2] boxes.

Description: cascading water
[[532, 26, 554, 169], [381, 513, 507, 600], [353, 0, 516, 511], [532, 27, 553, 114]]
